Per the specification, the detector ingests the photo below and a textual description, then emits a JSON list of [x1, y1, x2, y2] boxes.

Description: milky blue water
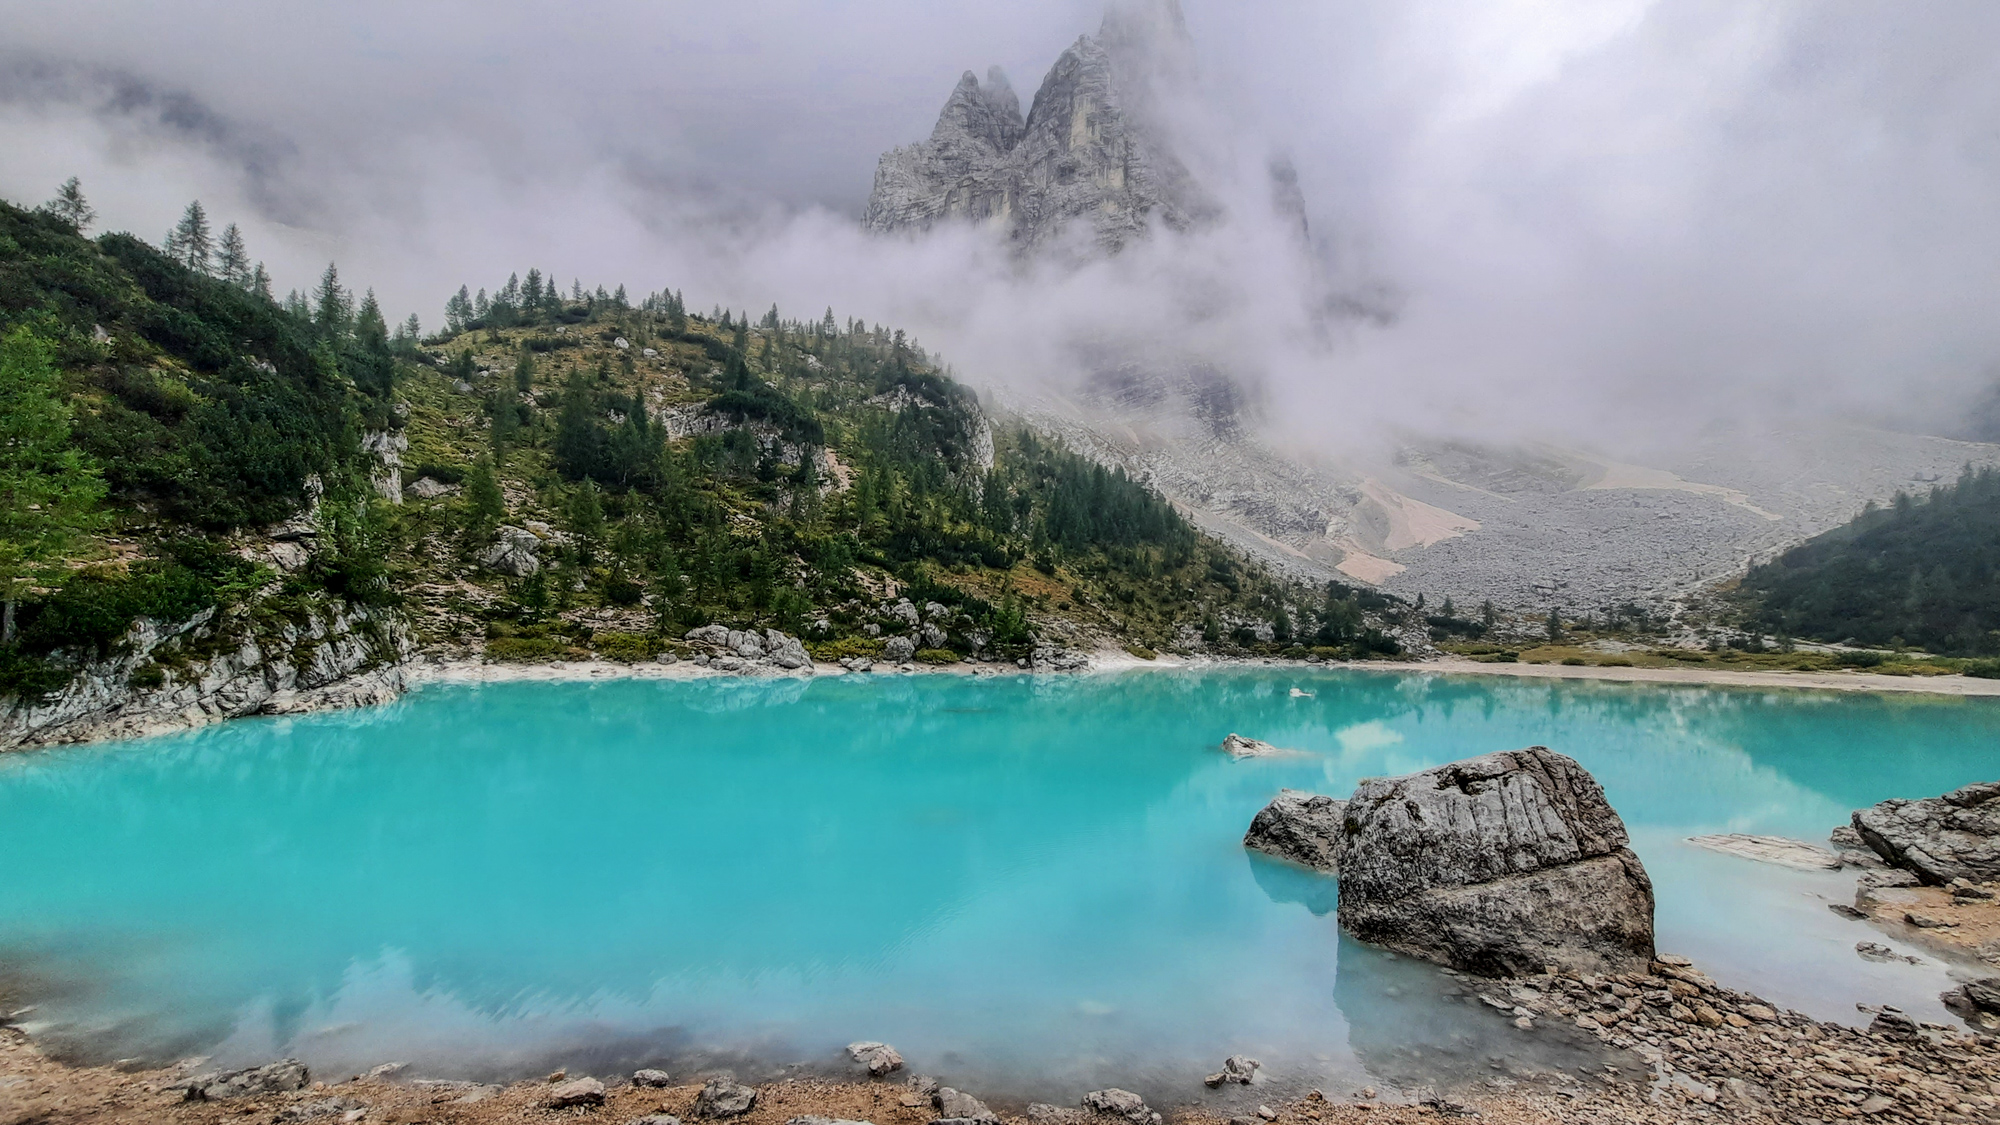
[[1, 669, 1995, 1102]]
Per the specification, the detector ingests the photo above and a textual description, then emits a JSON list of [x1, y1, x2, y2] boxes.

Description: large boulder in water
[[1336, 745, 1655, 977], [1853, 781, 2000, 885], [1243, 789, 1346, 872]]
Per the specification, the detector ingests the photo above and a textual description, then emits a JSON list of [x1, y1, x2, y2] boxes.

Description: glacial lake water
[[1, 667, 1995, 1103]]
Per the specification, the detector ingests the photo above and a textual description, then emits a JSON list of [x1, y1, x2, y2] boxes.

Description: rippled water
[[1, 668, 1992, 1102]]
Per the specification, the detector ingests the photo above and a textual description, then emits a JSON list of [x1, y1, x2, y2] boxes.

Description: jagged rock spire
[[864, 1, 1216, 252]]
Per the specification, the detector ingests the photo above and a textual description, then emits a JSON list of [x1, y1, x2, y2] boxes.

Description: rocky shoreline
[[8, 611, 1999, 755], [8, 978, 1999, 1125]]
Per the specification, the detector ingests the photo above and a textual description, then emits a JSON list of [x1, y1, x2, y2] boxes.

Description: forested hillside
[[1741, 465, 2000, 654], [0, 184, 1407, 703]]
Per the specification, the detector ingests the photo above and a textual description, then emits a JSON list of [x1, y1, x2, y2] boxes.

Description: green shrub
[[128, 664, 166, 689], [807, 636, 885, 661], [1561, 657, 1587, 666], [594, 631, 658, 662], [1837, 650, 1887, 667], [1124, 644, 1157, 661], [0, 647, 70, 701], [1600, 657, 1634, 667], [1966, 659, 2000, 680], [915, 648, 961, 665]]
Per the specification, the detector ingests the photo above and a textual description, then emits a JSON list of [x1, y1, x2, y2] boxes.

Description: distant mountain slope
[[1, 191, 1419, 721], [1740, 465, 2000, 654]]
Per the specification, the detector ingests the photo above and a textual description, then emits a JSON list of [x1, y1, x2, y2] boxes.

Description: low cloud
[[3, 0, 1997, 458]]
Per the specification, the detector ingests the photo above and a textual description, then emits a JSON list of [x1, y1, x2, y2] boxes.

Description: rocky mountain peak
[[932, 67, 1024, 154], [864, 3, 1209, 252]]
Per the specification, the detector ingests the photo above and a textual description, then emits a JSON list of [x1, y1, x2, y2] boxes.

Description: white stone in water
[[1684, 833, 1842, 871]]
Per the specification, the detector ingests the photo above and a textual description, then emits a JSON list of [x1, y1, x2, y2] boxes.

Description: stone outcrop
[[1242, 789, 1345, 872], [1336, 746, 1656, 977], [865, 1, 1211, 254], [1, 599, 413, 751], [479, 526, 542, 576], [1853, 781, 2000, 884]]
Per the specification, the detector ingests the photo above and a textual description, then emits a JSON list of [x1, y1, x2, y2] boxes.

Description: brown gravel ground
[[1853, 879, 2000, 966], [8, 950, 2000, 1125]]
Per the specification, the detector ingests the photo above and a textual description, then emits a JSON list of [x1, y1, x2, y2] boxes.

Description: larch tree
[[44, 177, 95, 231], [216, 223, 251, 287]]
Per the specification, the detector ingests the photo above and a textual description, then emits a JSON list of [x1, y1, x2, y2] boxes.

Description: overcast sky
[[3, 0, 1997, 453]]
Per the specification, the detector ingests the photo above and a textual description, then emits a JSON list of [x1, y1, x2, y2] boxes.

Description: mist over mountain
[[7, 0, 2000, 606]]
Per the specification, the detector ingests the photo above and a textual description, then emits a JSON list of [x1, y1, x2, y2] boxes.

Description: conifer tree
[[356, 289, 389, 348], [514, 349, 535, 393], [165, 201, 214, 273], [464, 455, 505, 531], [0, 327, 105, 643], [44, 177, 95, 231], [216, 223, 251, 287], [251, 263, 273, 301], [313, 263, 352, 332]]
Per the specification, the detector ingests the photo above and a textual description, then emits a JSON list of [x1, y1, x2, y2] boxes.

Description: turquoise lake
[[1, 668, 1995, 1102]]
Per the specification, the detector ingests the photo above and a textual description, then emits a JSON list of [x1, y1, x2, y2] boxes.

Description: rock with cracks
[[1853, 780, 2000, 884], [846, 1041, 904, 1077], [1242, 789, 1345, 873], [695, 1078, 758, 1118], [479, 526, 541, 576], [1336, 745, 1656, 977]]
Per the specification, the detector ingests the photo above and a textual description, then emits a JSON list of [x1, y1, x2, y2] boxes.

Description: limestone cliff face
[[0, 597, 413, 751], [865, 0, 1211, 252]]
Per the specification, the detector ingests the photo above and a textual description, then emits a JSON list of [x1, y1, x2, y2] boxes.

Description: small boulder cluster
[[1457, 956, 2000, 1118], [683, 625, 813, 672]]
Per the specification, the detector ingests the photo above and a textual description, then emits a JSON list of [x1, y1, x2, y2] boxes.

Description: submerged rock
[[1242, 790, 1345, 873], [1203, 1056, 1260, 1087], [846, 1040, 904, 1076], [1853, 781, 2000, 884], [1942, 978, 2000, 1033], [1220, 733, 1285, 759], [1685, 833, 1841, 870], [695, 1078, 758, 1118], [1336, 746, 1656, 977]]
